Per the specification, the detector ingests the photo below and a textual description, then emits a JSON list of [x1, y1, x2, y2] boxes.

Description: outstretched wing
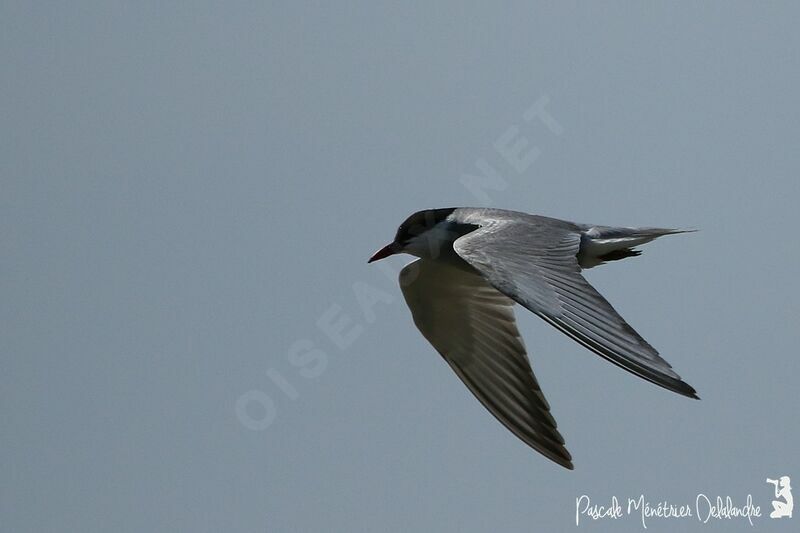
[[399, 258, 573, 469], [451, 215, 698, 399]]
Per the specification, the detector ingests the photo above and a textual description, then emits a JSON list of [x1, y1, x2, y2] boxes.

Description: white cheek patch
[[404, 224, 460, 259]]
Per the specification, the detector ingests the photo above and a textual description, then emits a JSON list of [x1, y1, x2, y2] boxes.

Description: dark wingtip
[[677, 381, 700, 400], [552, 448, 574, 470], [597, 248, 642, 262]]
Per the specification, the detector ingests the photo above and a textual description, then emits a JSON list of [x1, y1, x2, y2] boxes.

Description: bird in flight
[[368, 207, 698, 469]]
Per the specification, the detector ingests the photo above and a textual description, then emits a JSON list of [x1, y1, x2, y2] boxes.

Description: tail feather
[[577, 226, 695, 269]]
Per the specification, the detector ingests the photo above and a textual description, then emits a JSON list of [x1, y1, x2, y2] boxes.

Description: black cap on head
[[394, 208, 457, 245]]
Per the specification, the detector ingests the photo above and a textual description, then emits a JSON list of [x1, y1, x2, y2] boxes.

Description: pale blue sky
[[3, 2, 799, 532]]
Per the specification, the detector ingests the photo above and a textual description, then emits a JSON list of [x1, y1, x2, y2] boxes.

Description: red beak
[[368, 242, 398, 263]]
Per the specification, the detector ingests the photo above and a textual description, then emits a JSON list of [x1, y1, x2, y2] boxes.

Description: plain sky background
[[3, 2, 799, 532]]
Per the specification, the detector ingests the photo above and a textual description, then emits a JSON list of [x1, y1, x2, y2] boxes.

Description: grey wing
[[399, 258, 573, 469], [452, 218, 698, 399]]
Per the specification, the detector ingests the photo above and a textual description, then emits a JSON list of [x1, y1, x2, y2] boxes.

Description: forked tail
[[577, 226, 695, 269]]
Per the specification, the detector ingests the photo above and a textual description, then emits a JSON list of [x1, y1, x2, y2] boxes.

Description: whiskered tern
[[368, 207, 698, 469]]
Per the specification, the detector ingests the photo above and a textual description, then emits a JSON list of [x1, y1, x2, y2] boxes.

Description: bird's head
[[368, 208, 458, 263]]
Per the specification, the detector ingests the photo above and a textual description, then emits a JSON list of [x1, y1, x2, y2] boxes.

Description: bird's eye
[[394, 225, 408, 244]]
